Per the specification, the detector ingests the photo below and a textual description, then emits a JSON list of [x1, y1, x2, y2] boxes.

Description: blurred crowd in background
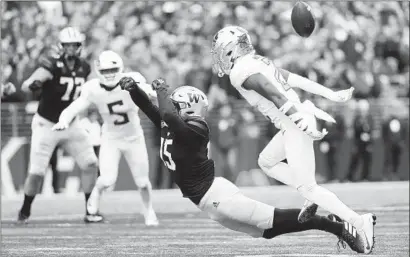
[[1, 1, 409, 192]]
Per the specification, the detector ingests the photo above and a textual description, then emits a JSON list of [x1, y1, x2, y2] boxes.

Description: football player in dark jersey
[[118, 77, 367, 254], [19, 27, 102, 223]]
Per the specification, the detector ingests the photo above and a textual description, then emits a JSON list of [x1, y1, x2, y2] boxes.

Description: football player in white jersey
[[52, 50, 159, 226], [211, 26, 376, 254]]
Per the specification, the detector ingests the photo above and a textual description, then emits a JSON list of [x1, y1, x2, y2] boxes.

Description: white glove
[[278, 100, 330, 140], [328, 87, 354, 102], [288, 112, 328, 140], [51, 120, 70, 131]]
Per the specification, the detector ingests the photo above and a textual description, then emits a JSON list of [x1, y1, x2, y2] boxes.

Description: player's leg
[[199, 177, 365, 252], [86, 138, 121, 216], [18, 114, 59, 222], [123, 137, 158, 226], [63, 125, 100, 221], [284, 127, 376, 253], [257, 131, 299, 187]]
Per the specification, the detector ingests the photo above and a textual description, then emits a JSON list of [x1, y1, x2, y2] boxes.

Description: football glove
[[328, 87, 354, 102], [278, 100, 332, 141], [51, 120, 70, 131], [151, 78, 169, 91], [118, 76, 138, 91], [28, 80, 42, 91]]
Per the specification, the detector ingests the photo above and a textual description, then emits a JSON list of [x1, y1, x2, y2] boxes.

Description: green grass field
[[2, 181, 409, 257]]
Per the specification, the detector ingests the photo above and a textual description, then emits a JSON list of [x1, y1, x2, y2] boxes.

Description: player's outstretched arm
[[243, 73, 299, 116], [53, 95, 91, 131], [21, 67, 53, 93], [22, 52, 58, 93], [279, 68, 354, 102], [119, 77, 161, 128]]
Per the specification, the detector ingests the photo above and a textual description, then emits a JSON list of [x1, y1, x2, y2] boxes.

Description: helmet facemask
[[170, 86, 209, 120], [211, 27, 255, 77], [94, 51, 124, 88], [58, 27, 84, 60]]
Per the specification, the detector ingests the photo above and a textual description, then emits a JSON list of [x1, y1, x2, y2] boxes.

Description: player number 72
[[160, 135, 176, 171], [60, 77, 84, 101]]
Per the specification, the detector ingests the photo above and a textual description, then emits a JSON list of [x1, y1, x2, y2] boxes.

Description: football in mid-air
[[291, 1, 316, 38]]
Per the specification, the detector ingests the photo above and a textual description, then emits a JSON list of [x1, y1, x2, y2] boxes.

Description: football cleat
[[17, 210, 30, 224], [359, 213, 377, 254], [84, 213, 104, 223], [328, 214, 376, 254], [298, 200, 318, 223]]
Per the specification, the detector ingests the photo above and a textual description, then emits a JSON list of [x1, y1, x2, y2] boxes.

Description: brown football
[[291, 1, 316, 38]]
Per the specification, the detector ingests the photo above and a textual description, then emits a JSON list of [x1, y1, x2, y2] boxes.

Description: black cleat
[[298, 200, 318, 223], [17, 210, 30, 224], [84, 212, 104, 223], [328, 214, 367, 254]]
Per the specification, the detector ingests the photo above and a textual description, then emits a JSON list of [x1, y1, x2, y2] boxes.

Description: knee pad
[[258, 154, 275, 171], [79, 159, 99, 171], [136, 178, 151, 189]]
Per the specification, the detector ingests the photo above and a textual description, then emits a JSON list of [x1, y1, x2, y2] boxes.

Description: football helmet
[[95, 50, 124, 88], [170, 86, 209, 119], [58, 27, 84, 58], [211, 26, 255, 77]]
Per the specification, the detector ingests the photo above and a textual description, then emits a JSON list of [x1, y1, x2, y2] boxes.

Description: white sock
[[298, 184, 363, 229], [139, 183, 154, 216]]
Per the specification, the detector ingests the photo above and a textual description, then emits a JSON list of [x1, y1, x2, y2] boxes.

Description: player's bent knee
[[78, 158, 98, 171], [135, 178, 151, 189], [258, 154, 278, 172]]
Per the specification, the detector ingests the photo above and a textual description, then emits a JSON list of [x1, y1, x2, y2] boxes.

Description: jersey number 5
[[60, 77, 84, 101], [160, 134, 176, 171], [107, 100, 130, 125]]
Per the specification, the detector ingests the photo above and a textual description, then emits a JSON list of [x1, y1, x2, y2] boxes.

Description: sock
[[139, 183, 153, 216], [84, 192, 91, 215], [21, 194, 35, 214], [298, 184, 363, 229], [263, 208, 343, 239]]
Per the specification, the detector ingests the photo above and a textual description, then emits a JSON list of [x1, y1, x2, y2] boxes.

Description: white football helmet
[[94, 50, 124, 88], [58, 27, 84, 57], [170, 86, 209, 119], [211, 26, 255, 77]]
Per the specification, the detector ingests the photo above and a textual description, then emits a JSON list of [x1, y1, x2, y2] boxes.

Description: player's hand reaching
[[329, 87, 354, 102], [51, 120, 70, 131], [151, 78, 169, 91], [288, 112, 328, 140], [118, 77, 138, 91]]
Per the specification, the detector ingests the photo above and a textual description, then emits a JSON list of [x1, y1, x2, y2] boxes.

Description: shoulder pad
[[38, 51, 60, 72], [186, 117, 209, 138], [229, 55, 261, 89]]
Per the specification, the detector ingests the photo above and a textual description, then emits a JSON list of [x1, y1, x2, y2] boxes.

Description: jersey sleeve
[[38, 54, 58, 74], [126, 72, 157, 98], [80, 79, 97, 103], [127, 84, 161, 128], [83, 61, 92, 79], [229, 56, 260, 89]]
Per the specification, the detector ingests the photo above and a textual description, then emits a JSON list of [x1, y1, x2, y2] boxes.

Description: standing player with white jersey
[[52, 50, 158, 226], [211, 26, 376, 254]]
